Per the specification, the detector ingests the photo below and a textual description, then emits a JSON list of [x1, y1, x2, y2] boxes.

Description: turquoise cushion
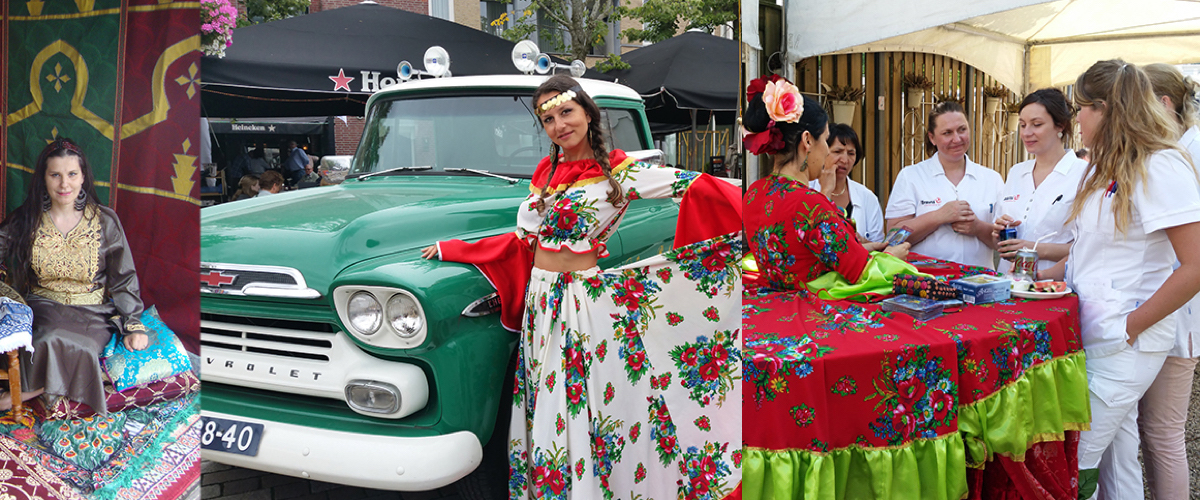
[[102, 306, 192, 392]]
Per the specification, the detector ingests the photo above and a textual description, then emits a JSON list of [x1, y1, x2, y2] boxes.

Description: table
[[742, 257, 1089, 500]]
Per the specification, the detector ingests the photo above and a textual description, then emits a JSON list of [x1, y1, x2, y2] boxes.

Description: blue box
[[949, 274, 1012, 304]]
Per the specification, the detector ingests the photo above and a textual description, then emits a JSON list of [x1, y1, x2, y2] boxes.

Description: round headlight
[[348, 291, 382, 335], [386, 293, 422, 338]]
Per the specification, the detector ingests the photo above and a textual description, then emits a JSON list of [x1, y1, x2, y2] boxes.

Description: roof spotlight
[[512, 40, 540, 74], [424, 46, 451, 78], [397, 61, 415, 81]]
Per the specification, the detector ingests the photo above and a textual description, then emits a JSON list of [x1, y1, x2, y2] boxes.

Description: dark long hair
[[532, 75, 623, 211], [2, 137, 102, 293], [743, 92, 827, 167]]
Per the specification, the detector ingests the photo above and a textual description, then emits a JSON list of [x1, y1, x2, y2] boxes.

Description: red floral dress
[[503, 152, 743, 500], [744, 174, 870, 290]]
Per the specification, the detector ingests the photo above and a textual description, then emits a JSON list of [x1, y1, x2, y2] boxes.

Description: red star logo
[[329, 69, 354, 92], [200, 270, 236, 287]]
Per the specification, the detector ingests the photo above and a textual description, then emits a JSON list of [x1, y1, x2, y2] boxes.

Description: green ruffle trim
[[91, 395, 198, 500], [957, 350, 1090, 467], [742, 433, 968, 500], [807, 252, 926, 302]]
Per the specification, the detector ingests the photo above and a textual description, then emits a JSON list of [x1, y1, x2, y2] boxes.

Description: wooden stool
[[0, 349, 21, 413]]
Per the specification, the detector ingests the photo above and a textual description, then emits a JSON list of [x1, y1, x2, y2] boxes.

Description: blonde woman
[[1134, 62, 1200, 500], [1040, 60, 1200, 499]]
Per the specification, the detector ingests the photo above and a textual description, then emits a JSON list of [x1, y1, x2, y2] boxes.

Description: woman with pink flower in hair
[[744, 74, 912, 298]]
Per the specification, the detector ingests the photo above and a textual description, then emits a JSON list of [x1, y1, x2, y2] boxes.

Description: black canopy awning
[[605, 31, 737, 134], [201, 2, 608, 117]]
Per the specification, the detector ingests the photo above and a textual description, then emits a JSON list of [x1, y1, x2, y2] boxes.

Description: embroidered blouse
[[517, 150, 708, 257], [20, 205, 145, 334], [745, 174, 870, 290], [439, 149, 742, 330]]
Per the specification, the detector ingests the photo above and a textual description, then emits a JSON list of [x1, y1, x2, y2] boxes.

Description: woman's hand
[[420, 245, 439, 260], [818, 163, 838, 198], [861, 241, 887, 252], [936, 200, 974, 225], [996, 238, 1033, 261], [990, 215, 1020, 245], [883, 242, 910, 260], [124, 333, 149, 351]]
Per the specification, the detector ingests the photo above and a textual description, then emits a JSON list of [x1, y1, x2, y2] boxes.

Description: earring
[[74, 191, 86, 211], [40, 193, 50, 212], [1057, 131, 1063, 138]]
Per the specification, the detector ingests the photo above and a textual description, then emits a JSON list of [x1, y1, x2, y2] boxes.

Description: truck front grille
[[201, 313, 337, 362]]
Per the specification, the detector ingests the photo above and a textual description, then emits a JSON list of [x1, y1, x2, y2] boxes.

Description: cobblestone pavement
[[199, 461, 462, 500]]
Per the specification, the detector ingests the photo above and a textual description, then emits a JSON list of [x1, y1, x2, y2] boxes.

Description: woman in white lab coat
[[1040, 59, 1200, 500], [1132, 62, 1200, 500], [885, 101, 1003, 268], [990, 88, 1087, 275]]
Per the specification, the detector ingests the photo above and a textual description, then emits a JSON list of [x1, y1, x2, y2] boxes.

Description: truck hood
[[200, 176, 530, 292]]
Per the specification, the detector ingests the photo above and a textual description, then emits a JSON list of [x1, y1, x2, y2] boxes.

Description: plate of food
[[1010, 280, 1072, 299]]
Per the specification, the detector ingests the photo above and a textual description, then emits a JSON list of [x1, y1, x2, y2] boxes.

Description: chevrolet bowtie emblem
[[200, 270, 236, 287]]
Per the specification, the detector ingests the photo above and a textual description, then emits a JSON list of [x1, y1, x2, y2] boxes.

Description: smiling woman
[[884, 101, 1003, 268]]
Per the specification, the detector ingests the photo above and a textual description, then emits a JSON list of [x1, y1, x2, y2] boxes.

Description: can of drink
[[1013, 248, 1038, 281], [999, 226, 1018, 242]]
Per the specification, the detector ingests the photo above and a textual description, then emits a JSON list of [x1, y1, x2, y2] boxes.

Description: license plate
[[200, 416, 264, 456]]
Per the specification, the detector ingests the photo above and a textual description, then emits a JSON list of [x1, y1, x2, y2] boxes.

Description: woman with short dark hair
[[810, 123, 884, 242]]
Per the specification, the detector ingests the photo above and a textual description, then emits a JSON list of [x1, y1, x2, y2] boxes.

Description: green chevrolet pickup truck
[[198, 72, 680, 497]]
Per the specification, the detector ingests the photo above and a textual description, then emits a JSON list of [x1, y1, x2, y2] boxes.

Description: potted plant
[[902, 73, 934, 109], [826, 84, 866, 124], [933, 92, 963, 105], [983, 85, 1008, 114], [1004, 102, 1022, 132]]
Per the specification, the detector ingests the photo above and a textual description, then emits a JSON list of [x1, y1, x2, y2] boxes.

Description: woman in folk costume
[[421, 75, 743, 499]]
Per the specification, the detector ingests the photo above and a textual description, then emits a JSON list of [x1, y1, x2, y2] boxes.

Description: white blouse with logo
[[1066, 149, 1200, 357], [884, 155, 1003, 268], [994, 151, 1088, 274]]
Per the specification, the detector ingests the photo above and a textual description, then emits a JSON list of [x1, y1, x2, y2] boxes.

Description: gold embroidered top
[[23, 205, 146, 334]]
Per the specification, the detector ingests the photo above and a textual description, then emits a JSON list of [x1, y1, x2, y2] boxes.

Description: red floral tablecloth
[[742, 256, 1090, 500]]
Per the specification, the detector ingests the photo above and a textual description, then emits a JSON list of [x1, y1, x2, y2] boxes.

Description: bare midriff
[[534, 246, 599, 273]]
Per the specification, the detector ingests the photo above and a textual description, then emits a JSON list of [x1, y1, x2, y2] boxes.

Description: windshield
[[352, 94, 550, 177]]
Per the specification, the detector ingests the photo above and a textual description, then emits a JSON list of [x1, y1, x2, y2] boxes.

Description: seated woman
[[0, 138, 149, 412], [230, 174, 260, 201], [743, 75, 910, 297], [810, 123, 885, 242]]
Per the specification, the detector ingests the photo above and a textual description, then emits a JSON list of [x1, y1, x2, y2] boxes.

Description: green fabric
[[5, 0, 122, 210], [806, 252, 925, 301], [38, 412, 127, 470], [743, 433, 968, 500], [957, 351, 1091, 467]]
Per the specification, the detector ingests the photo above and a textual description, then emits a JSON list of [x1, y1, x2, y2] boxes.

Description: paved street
[[200, 461, 462, 500]]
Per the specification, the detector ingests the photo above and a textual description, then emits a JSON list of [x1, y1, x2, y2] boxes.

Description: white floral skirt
[[508, 234, 742, 500]]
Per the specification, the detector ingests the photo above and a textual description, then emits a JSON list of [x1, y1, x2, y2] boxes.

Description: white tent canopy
[[787, 0, 1200, 91]]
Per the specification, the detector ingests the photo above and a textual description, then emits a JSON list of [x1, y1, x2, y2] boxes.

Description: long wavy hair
[[1, 137, 102, 294], [532, 75, 623, 211], [1068, 60, 1187, 235]]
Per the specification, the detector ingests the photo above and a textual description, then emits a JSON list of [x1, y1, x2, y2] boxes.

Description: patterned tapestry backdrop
[[2, 0, 200, 352]]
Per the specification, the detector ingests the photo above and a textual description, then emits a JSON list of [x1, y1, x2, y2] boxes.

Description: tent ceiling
[[788, 0, 1200, 90]]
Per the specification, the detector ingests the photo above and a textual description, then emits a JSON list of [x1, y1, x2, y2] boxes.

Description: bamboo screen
[[792, 52, 1076, 208]]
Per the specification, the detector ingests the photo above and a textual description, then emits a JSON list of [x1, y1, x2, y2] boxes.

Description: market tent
[[786, 0, 1200, 91], [605, 31, 737, 135], [201, 1, 606, 117]]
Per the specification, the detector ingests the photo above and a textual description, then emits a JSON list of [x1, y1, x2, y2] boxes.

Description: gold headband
[[536, 90, 576, 116]]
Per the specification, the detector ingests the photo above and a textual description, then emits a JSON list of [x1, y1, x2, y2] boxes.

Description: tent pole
[[691, 109, 698, 171]]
